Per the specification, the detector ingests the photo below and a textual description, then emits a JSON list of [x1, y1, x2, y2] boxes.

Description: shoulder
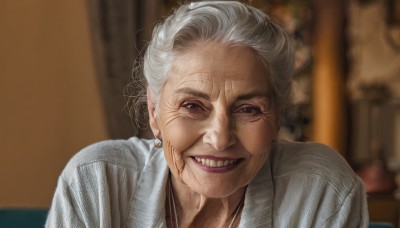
[[270, 140, 358, 191], [61, 137, 156, 182], [269, 140, 368, 226], [47, 137, 162, 227]]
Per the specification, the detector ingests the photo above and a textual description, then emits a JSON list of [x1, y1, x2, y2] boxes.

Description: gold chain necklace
[[168, 178, 243, 228]]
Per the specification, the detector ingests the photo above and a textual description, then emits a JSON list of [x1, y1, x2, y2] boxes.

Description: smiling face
[[148, 42, 279, 198]]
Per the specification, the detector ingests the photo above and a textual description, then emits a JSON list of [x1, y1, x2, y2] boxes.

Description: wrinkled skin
[[148, 42, 279, 226]]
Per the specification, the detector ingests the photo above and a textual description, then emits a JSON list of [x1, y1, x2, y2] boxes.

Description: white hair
[[126, 1, 294, 134]]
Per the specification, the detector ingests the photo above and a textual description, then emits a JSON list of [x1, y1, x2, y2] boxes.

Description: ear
[[147, 88, 160, 137]]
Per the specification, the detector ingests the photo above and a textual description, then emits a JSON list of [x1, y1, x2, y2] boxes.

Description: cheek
[[163, 140, 185, 181], [237, 120, 274, 182], [160, 117, 204, 179], [237, 119, 276, 156], [161, 117, 203, 152]]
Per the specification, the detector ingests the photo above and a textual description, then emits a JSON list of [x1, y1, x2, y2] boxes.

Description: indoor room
[[1, 0, 400, 227]]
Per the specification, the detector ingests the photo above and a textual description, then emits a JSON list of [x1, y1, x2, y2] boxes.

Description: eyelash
[[235, 105, 263, 115], [181, 102, 205, 111], [181, 101, 263, 116]]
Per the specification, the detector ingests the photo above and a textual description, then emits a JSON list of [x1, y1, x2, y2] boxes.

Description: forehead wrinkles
[[169, 73, 223, 100], [168, 71, 265, 104], [166, 43, 270, 102], [176, 74, 209, 88]]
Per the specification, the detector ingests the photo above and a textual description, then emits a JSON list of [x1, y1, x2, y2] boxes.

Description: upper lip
[[190, 155, 241, 160]]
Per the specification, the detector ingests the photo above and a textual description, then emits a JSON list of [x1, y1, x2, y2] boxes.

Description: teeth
[[194, 157, 237, 168]]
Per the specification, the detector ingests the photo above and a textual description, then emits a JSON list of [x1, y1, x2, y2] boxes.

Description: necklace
[[227, 198, 243, 228], [167, 178, 244, 228], [168, 178, 179, 228]]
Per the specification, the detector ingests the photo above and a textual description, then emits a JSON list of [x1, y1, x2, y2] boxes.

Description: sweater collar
[[240, 159, 274, 228]]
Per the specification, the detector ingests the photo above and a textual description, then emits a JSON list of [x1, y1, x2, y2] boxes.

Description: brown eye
[[236, 105, 262, 115], [181, 102, 204, 111]]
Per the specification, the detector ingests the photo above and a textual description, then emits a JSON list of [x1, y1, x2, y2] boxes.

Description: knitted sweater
[[46, 137, 368, 227]]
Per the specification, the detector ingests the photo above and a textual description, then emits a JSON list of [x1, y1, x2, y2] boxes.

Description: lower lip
[[191, 157, 241, 173]]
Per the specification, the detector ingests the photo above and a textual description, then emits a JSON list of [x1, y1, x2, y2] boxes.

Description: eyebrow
[[175, 88, 210, 100], [236, 92, 271, 101], [175, 88, 270, 101]]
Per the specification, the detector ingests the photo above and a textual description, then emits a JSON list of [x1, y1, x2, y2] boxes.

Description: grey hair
[[126, 1, 294, 135]]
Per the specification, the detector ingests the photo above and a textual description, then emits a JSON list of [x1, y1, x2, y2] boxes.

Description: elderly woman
[[46, 1, 368, 227]]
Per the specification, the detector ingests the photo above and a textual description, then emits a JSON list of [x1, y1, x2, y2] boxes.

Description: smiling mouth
[[193, 157, 239, 168]]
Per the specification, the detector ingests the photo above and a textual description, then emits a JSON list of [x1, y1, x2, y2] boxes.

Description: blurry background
[[1, 0, 400, 225], [0, 0, 108, 207]]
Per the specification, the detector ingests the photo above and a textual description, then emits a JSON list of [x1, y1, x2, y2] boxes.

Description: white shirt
[[46, 137, 368, 227]]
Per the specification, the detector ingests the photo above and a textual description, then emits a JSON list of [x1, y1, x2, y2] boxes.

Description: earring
[[154, 138, 163, 148]]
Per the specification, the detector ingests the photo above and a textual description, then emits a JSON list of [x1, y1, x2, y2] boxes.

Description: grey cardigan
[[46, 137, 368, 227]]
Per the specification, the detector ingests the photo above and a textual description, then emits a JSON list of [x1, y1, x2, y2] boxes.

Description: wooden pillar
[[311, 0, 346, 155]]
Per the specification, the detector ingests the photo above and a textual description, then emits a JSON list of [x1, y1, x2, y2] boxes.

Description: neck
[[167, 173, 246, 228]]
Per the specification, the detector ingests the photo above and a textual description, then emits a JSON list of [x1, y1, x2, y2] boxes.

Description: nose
[[203, 110, 236, 151]]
